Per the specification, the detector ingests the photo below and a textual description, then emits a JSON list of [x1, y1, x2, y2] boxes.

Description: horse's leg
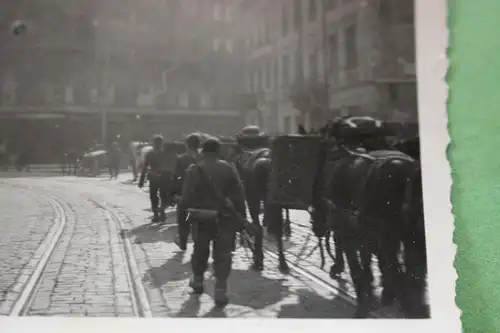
[[401, 234, 429, 318], [270, 205, 289, 274], [330, 231, 345, 279], [330, 232, 346, 277], [343, 238, 371, 318], [247, 190, 264, 271], [283, 209, 291, 239], [276, 220, 290, 274], [377, 235, 402, 307], [360, 236, 375, 305]]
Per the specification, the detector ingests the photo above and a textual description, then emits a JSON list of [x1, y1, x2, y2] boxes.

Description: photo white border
[[0, 0, 459, 332]]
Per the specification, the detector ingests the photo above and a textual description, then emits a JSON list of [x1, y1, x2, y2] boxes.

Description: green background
[[449, 0, 500, 331]]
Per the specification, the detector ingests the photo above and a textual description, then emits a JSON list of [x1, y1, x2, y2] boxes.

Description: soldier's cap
[[153, 134, 164, 142], [185, 133, 201, 148], [242, 125, 261, 135], [202, 137, 221, 153]]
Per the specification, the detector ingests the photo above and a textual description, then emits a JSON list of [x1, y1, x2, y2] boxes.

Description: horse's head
[[394, 137, 421, 160], [327, 116, 391, 151]]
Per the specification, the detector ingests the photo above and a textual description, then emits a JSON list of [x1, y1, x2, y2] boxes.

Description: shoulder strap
[[196, 164, 227, 205]]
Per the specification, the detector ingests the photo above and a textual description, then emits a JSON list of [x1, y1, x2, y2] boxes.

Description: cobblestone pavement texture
[[0, 172, 400, 318], [0, 184, 55, 312]]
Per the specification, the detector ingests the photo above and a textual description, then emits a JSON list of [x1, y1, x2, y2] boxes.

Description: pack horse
[[264, 117, 428, 319]]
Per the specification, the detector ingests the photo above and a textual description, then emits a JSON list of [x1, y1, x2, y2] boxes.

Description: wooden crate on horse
[[267, 135, 323, 210], [236, 135, 270, 150]]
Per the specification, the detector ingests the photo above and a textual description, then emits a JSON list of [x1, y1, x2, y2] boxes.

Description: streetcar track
[[6, 178, 397, 317], [3, 182, 152, 317], [87, 199, 153, 317], [7, 190, 67, 316], [257, 213, 405, 318]]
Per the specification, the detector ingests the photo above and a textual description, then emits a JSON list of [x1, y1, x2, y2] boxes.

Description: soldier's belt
[[186, 208, 219, 220]]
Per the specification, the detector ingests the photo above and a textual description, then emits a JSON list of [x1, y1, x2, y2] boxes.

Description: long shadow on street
[[122, 221, 179, 245], [276, 288, 355, 318], [145, 251, 293, 317]]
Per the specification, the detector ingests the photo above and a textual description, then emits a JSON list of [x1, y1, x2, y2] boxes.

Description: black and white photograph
[[0, 0, 457, 332]]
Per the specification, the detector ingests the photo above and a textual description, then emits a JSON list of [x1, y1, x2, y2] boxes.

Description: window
[[213, 38, 223, 51], [264, 21, 270, 43], [178, 92, 189, 108], [200, 92, 211, 108], [214, 3, 222, 21], [281, 55, 290, 86], [345, 24, 358, 69], [282, 4, 289, 36], [283, 116, 292, 133], [388, 84, 399, 103], [309, 51, 318, 80], [253, 71, 259, 92], [329, 33, 338, 74], [257, 69, 262, 92], [293, 0, 301, 30], [188, 92, 201, 108], [266, 62, 271, 88], [308, 0, 317, 22], [325, 0, 337, 11], [246, 73, 253, 92], [225, 39, 233, 53]]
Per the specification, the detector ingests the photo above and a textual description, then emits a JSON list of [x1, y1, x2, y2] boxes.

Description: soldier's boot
[[159, 208, 167, 222], [152, 208, 160, 223], [175, 221, 189, 251], [214, 281, 229, 309], [189, 276, 204, 295], [175, 234, 187, 251]]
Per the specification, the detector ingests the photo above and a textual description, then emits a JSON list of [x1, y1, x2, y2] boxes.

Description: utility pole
[[320, 0, 330, 123], [295, 0, 305, 128]]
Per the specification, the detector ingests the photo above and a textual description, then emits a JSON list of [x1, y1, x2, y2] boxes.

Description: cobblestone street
[[0, 173, 401, 318]]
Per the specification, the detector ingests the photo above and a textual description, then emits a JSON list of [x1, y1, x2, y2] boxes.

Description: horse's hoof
[[279, 263, 290, 274], [353, 307, 370, 318], [329, 264, 344, 278], [381, 289, 396, 306], [251, 262, 264, 271]]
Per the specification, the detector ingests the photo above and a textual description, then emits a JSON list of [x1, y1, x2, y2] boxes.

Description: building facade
[[232, 0, 417, 134], [0, 0, 249, 162]]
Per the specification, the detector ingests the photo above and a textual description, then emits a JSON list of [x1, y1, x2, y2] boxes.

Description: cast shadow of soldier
[[144, 251, 297, 318], [120, 218, 178, 245], [277, 288, 354, 318]]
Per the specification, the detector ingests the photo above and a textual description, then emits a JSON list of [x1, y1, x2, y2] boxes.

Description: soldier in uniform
[[138, 135, 169, 222], [180, 137, 246, 308], [172, 133, 201, 250], [108, 142, 122, 179]]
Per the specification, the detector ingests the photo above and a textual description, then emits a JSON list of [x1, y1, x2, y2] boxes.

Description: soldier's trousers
[[149, 172, 173, 213], [149, 179, 167, 213], [191, 219, 235, 291], [177, 205, 191, 246]]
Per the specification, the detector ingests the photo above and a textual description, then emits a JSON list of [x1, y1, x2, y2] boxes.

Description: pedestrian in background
[[108, 142, 122, 179], [179, 137, 246, 308], [172, 133, 201, 250], [139, 135, 169, 222]]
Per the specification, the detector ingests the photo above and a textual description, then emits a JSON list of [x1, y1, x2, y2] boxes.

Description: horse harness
[[323, 146, 416, 232]]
